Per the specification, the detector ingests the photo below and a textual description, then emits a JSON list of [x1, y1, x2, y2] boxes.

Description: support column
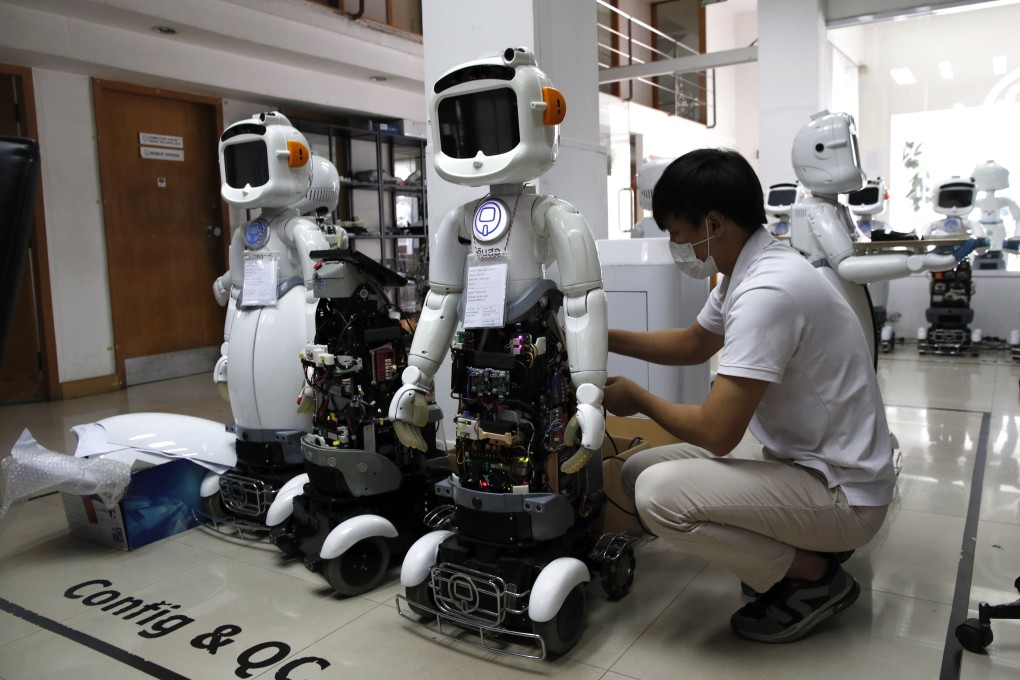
[[757, 0, 827, 188]]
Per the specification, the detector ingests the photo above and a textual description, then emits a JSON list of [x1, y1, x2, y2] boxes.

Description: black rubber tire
[[532, 585, 585, 657], [404, 582, 437, 620], [601, 544, 636, 601], [201, 493, 229, 521], [955, 619, 993, 653], [323, 537, 390, 597]]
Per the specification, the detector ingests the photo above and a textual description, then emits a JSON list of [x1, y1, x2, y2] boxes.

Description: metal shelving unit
[[292, 118, 428, 313]]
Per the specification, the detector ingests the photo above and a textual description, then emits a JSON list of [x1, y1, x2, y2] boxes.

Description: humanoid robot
[[630, 158, 670, 238], [391, 47, 629, 659], [921, 177, 984, 240], [206, 112, 337, 522], [973, 160, 1019, 270], [264, 247, 451, 596], [847, 178, 911, 352], [918, 178, 987, 356], [764, 182, 799, 238], [790, 110, 967, 364]]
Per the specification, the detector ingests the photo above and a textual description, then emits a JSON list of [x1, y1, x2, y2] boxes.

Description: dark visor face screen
[[438, 89, 520, 159], [223, 140, 269, 188], [938, 187, 973, 209], [768, 189, 797, 206], [849, 187, 879, 206]]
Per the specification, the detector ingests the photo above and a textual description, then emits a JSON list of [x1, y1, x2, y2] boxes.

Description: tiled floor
[[1, 350, 1019, 679]]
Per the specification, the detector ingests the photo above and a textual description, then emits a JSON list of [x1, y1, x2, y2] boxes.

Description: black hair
[[651, 148, 767, 233]]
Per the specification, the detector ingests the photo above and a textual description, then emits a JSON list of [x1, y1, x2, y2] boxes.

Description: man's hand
[[603, 375, 642, 417]]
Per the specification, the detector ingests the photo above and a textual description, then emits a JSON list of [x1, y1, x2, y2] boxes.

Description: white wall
[[33, 69, 116, 382]]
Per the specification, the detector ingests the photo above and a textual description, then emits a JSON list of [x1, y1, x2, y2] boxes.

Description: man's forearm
[[631, 389, 728, 455], [609, 328, 688, 365]]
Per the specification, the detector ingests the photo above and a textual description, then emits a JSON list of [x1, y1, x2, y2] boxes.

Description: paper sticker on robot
[[241, 252, 279, 307], [463, 261, 508, 328]]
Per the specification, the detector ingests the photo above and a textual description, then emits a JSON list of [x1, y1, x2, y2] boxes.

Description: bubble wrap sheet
[[0, 429, 132, 528]]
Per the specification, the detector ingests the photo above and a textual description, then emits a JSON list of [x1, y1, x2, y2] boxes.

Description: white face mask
[[668, 224, 719, 279]]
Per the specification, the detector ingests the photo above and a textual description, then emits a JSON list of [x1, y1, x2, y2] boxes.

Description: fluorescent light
[[890, 67, 916, 85], [938, 61, 954, 80], [993, 55, 1007, 75]]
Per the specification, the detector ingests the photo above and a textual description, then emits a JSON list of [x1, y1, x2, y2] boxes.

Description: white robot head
[[764, 182, 799, 217], [931, 177, 977, 217], [973, 160, 1010, 193], [848, 178, 888, 217], [431, 46, 565, 186], [791, 110, 865, 196], [636, 158, 672, 210], [290, 155, 340, 217], [219, 111, 312, 209]]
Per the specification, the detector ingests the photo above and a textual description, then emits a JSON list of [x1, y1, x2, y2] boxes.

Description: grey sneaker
[[730, 558, 861, 643]]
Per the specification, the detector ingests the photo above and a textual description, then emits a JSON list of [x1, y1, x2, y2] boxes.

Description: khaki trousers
[[622, 440, 889, 592]]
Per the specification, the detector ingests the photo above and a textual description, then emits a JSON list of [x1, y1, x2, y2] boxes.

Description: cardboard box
[[61, 458, 207, 550], [602, 416, 680, 534]]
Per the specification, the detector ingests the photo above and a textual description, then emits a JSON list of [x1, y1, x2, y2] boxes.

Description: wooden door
[[0, 71, 46, 403], [93, 81, 226, 386]]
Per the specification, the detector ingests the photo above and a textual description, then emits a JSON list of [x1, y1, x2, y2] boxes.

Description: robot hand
[[1003, 237, 1020, 253], [560, 384, 605, 474], [212, 274, 230, 307], [389, 366, 433, 452]]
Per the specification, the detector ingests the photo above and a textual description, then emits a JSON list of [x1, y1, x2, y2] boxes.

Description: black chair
[[956, 578, 1020, 653], [0, 136, 40, 362]]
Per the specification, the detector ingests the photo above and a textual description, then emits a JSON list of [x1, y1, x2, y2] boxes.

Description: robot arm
[[212, 226, 246, 306], [836, 252, 957, 282], [805, 202, 958, 283], [285, 216, 330, 300], [1006, 198, 1020, 226], [535, 197, 607, 458], [388, 206, 471, 450], [1004, 199, 1020, 251]]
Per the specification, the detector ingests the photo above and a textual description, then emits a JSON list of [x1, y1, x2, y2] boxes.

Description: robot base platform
[[917, 328, 979, 357], [397, 529, 635, 659], [268, 434, 452, 596], [205, 439, 306, 527]]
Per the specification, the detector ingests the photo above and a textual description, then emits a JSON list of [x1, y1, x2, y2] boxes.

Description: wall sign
[[140, 147, 185, 161], [139, 132, 184, 148]]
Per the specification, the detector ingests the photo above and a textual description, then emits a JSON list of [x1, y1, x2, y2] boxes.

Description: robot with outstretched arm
[[790, 110, 975, 361]]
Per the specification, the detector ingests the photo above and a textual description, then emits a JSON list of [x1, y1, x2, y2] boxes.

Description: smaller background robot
[[764, 182, 799, 238]]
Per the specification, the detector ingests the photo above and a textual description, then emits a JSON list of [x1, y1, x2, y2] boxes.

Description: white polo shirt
[[697, 227, 895, 506]]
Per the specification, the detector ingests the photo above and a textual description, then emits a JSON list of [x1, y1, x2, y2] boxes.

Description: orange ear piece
[[287, 140, 310, 167], [542, 87, 566, 126]]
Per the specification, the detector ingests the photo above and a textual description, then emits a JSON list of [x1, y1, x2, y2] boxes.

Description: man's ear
[[706, 210, 725, 235]]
